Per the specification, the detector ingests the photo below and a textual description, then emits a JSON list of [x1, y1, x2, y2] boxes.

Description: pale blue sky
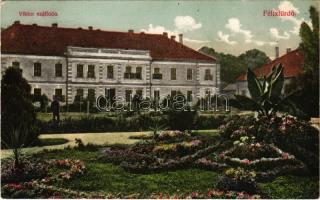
[[1, 0, 318, 58]]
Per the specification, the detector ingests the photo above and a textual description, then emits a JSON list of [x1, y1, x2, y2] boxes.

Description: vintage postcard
[[1, 0, 319, 199]]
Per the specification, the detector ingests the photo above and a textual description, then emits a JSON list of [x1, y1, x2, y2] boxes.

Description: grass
[[37, 148, 319, 198], [39, 149, 219, 197]]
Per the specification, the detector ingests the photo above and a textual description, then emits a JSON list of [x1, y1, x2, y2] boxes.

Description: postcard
[[1, 0, 319, 199]]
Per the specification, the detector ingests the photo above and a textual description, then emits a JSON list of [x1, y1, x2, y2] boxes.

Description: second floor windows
[[55, 63, 62, 77], [171, 68, 176, 80], [153, 68, 162, 79], [124, 66, 142, 79], [107, 65, 114, 79], [87, 65, 95, 78], [205, 69, 213, 80], [187, 69, 193, 80], [34, 62, 41, 76], [77, 64, 84, 78]]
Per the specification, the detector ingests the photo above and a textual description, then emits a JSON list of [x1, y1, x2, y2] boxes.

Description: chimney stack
[[14, 21, 20, 25], [52, 23, 58, 27], [88, 26, 93, 30], [178, 34, 183, 44], [275, 46, 279, 58], [128, 29, 134, 33], [163, 32, 168, 37], [171, 35, 176, 40], [286, 48, 291, 53]]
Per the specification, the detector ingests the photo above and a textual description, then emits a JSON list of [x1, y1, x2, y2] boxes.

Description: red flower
[[282, 152, 289, 159], [242, 159, 251, 164], [191, 192, 199, 198]]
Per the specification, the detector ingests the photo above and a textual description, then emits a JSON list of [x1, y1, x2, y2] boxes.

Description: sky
[[1, 0, 319, 59]]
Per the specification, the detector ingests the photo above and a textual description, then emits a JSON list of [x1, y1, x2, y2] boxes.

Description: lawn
[[35, 147, 318, 199]]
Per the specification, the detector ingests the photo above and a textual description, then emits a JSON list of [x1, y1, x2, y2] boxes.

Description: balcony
[[124, 73, 142, 79], [152, 73, 162, 80]]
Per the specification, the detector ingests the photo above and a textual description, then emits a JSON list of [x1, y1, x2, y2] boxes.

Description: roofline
[[235, 48, 301, 81]]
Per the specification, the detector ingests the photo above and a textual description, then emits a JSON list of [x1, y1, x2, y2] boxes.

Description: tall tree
[[1, 67, 38, 167], [287, 6, 319, 118]]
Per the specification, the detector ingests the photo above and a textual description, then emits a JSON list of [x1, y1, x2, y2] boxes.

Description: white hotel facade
[[1, 21, 220, 105]]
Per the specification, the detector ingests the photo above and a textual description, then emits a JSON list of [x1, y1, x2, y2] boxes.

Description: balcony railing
[[124, 73, 142, 79], [152, 73, 162, 79]]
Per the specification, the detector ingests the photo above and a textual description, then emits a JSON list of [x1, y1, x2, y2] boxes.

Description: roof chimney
[[14, 21, 20, 25], [286, 48, 291, 53], [178, 34, 183, 44], [88, 26, 93, 30], [171, 35, 176, 40], [32, 23, 37, 26], [128, 29, 134, 33], [52, 23, 58, 27], [163, 32, 168, 37], [275, 46, 279, 58]]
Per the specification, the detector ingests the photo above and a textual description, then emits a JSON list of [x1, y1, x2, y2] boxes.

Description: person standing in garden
[[51, 97, 60, 123]]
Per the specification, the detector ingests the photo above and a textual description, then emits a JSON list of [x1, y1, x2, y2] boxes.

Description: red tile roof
[[1, 22, 215, 62], [236, 49, 304, 81]]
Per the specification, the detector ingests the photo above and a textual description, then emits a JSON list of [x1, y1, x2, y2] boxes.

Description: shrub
[[216, 167, 257, 194], [1, 159, 48, 184]]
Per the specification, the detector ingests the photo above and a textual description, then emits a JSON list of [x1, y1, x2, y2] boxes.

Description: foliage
[[37, 113, 226, 133], [232, 64, 299, 118], [286, 6, 319, 118], [1, 158, 49, 184], [199, 47, 270, 84], [1, 67, 39, 167], [216, 167, 257, 193]]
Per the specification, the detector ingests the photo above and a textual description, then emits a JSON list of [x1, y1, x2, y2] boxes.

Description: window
[[136, 67, 142, 79], [34, 62, 41, 76], [54, 88, 63, 101], [154, 68, 160, 74], [12, 62, 20, 68], [136, 90, 143, 97], [87, 89, 96, 104], [171, 90, 177, 97], [87, 65, 95, 78], [105, 88, 116, 102], [107, 65, 114, 79], [76, 89, 84, 99], [77, 64, 84, 78], [187, 91, 193, 102], [171, 68, 176, 80], [154, 90, 160, 100], [205, 69, 212, 80], [55, 63, 62, 77], [34, 88, 41, 97], [125, 66, 132, 73], [125, 90, 132, 102], [153, 68, 162, 79], [187, 69, 193, 80]]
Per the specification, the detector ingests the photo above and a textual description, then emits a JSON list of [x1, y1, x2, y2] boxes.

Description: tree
[[1, 67, 38, 168], [199, 47, 270, 84], [286, 6, 319, 118]]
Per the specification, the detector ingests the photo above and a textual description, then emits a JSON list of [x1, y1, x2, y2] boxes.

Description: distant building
[[232, 48, 304, 96], [1, 21, 220, 105]]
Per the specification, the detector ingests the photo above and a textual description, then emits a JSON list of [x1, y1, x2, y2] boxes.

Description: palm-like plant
[[233, 64, 299, 118], [149, 118, 167, 139]]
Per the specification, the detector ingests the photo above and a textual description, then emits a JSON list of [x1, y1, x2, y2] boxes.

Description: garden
[[1, 63, 319, 199]]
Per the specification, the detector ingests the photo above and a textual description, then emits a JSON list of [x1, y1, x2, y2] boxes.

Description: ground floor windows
[[187, 91, 193, 102], [34, 88, 41, 97], [125, 90, 132, 102], [54, 88, 64, 102]]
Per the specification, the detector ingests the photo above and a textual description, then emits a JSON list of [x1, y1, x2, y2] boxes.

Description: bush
[[216, 167, 257, 194], [1, 158, 48, 184]]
